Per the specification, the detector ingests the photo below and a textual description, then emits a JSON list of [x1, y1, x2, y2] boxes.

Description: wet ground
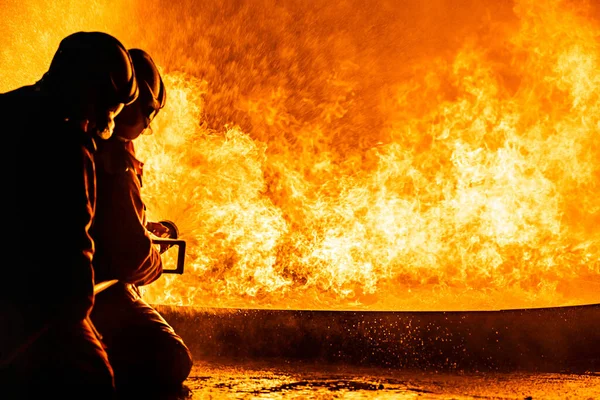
[[182, 360, 600, 399], [153, 305, 600, 398]]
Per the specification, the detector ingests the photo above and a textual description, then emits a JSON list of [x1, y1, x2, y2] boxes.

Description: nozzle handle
[[151, 238, 186, 274]]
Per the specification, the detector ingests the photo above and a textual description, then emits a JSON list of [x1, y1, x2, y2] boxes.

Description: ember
[[2, 0, 599, 311]]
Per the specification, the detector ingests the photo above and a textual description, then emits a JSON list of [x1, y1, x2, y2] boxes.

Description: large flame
[[2, 0, 599, 310]]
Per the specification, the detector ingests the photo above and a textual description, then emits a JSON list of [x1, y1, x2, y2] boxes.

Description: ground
[[179, 360, 600, 399]]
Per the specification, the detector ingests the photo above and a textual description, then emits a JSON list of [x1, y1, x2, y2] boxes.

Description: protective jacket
[[1, 84, 97, 339], [91, 138, 162, 286]]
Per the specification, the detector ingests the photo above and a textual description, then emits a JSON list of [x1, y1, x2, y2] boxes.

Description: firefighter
[[90, 48, 193, 396], [0, 31, 138, 399]]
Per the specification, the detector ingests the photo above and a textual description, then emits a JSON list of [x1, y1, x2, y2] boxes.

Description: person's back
[[4, 83, 96, 325], [0, 31, 138, 400]]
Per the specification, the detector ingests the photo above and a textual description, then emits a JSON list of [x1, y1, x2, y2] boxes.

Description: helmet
[[113, 49, 166, 140], [129, 48, 166, 121], [41, 31, 139, 111]]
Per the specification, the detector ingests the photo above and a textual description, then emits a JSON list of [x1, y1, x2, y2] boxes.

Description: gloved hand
[[146, 220, 178, 253], [147, 221, 170, 237]]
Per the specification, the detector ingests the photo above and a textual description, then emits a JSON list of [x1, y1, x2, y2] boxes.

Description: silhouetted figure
[[90, 49, 193, 398], [0, 32, 138, 399]]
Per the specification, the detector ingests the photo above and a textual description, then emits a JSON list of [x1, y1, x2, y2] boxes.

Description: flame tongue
[[135, 0, 599, 310], [2, 0, 599, 310]]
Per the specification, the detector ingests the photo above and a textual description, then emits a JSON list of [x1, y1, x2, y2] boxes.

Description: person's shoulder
[[1, 84, 39, 104], [2, 85, 51, 147], [0, 84, 47, 119]]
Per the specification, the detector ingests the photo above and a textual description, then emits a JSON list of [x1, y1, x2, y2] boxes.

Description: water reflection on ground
[[183, 360, 600, 399]]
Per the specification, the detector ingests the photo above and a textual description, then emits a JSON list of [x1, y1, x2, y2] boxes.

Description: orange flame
[[2, 0, 599, 310]]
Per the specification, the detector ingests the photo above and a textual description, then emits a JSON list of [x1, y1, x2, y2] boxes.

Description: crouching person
[[89, 48, 193, 397], [0, 31, 138, 399]]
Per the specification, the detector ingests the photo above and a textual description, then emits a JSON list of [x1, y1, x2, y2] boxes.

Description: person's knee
[[140, 319, 193, 384], [111, 334, 192, 387], [161, 337, 193, 385], [177, 341, 193, 382]]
